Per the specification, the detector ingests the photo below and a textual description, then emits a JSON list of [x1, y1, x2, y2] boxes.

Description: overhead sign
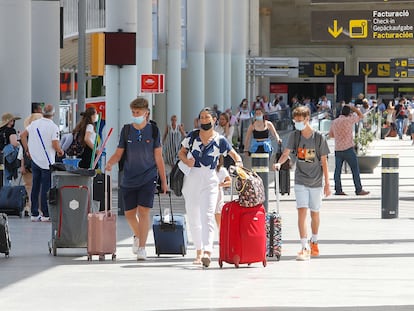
[[390, 58, 414, 78], [312, 9, 414, 41], [312, 0, 403, 3], [246, 57, 299, 78], [358, 62, 391, 77], [140, 74, 165, 93], [299, 62, 344, 77]]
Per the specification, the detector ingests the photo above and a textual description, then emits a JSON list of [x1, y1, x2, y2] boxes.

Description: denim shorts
[[294, 184, 322, 212], [121, 181, 157, 211]]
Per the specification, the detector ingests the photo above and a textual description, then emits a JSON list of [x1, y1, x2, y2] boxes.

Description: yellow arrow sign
[[362, 64, 373, 76], [331, 63, 342, 75], [328, 20, 343, 38]]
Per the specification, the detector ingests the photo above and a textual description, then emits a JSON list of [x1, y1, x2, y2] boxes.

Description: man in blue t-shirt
[[106, 97, 167, 261]]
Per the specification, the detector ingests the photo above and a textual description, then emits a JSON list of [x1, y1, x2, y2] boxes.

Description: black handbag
[[169, 161, 184, 197], [169, 129, 199, 197]]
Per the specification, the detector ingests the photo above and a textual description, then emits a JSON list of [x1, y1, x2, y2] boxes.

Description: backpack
[[397, 104, 407, 117], [66, 132, 85, 157], [291, 130, 324, 161], [119, 121, 159, 172]]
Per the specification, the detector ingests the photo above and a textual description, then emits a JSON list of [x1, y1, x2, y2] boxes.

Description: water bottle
[[163, 207, 171, 223]]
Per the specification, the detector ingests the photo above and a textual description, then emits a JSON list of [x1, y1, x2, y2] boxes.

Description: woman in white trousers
[[178, 107, 242, 268]]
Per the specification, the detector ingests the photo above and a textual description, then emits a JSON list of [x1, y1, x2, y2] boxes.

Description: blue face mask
[[132, 115, 146, 125], [294, 121, 306, 131], [255, 115, 263, 121]]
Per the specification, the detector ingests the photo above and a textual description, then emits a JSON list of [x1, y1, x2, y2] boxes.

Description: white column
[[231, 0, 248, 112], [0, 0, 31, 127], [223, 0, 233, 110], [154, 0, 167, 132], [31, 1, 60, 124], [249, 0, 260, 102], [259, 7, 272, 97], [205, 0, 224, 112], [166, 0, 182, 124], [182, 0, 205, 130], [105, 0, 137, 160], [154, 0, 181, 132], [136, 0, 153, 109]]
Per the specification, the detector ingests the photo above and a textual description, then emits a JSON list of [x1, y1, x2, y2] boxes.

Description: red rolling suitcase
[[87, 173, 116, 261], [218, 201, 267, 268]]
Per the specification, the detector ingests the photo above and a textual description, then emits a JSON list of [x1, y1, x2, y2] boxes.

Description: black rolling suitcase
[[93, 173, 111, 212], [0, 213, 11, 257], [0, 185, 27, 217], [266, 170, 282, 260], [275, 143, 291, 195]]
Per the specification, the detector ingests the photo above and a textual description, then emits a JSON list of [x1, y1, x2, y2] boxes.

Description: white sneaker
[[136, 247, 147, 261], [31, 215, 41, 222], [132, 236, 139, 254], [40, 216, 50, 222]]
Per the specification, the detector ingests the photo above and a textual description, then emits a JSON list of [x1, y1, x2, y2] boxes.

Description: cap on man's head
[[0, 113, 21, 128], [42, 104, 55, 116]]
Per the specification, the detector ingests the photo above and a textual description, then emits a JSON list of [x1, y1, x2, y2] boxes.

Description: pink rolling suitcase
[[87, 174, 116, 261]]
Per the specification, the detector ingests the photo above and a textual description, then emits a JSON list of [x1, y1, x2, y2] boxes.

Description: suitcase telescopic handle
[[104, 171, 111, 215], [157, 190, 174, 224], [274, 169, 280, 213]]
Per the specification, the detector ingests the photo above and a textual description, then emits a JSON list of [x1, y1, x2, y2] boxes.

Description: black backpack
[[66, 133, 85, 157]]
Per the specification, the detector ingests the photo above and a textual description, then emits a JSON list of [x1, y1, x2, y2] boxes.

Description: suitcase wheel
[[219, 259, 223, 268], [262, 259, 267, 267], [181, 245, 186, 257], [87, 255, 92, 261], [111, 254, 116, 261], [99, 255, 105, 261], [5, 252, 9, 257], [49, 239, 57, 256], [233, 255, 240, 268]]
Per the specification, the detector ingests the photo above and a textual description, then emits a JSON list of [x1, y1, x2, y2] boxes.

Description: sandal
[[201, 254, 211, 268], [193, 258, 202, 265], [193, 250, 203, 265]]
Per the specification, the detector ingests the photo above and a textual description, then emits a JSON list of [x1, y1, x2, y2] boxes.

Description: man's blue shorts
[[121, 181, 157, 211]]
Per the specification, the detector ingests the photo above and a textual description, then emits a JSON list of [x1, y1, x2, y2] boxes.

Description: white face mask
[[92, 114, 99, 123], [294, 120, 306, 131]]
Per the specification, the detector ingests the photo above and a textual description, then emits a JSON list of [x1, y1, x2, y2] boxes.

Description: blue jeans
[[31, 162, 51, 217], [395, 118, 404, 139], [334, 147, 363, 194], [3, 169, 12, 186]]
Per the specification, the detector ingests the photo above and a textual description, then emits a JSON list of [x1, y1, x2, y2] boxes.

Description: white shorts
[[294, 184, 322, 212]]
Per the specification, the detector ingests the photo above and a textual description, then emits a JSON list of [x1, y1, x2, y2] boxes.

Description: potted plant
[[354, 128, 381, 173]]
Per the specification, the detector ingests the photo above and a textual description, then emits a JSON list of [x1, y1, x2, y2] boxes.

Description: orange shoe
[[310, 241, 319, 257], [296, 248, 310, 261]]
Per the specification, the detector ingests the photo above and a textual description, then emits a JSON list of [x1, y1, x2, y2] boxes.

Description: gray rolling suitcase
[[48, 171, 93, 256]]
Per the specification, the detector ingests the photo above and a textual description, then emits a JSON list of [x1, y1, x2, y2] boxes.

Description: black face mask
[[200, 123, 213, 131]]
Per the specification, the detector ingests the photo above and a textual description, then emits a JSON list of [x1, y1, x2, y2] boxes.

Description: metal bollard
[[251, 153, 269, 212], [381, 154, 399, 219], [118, 170, 125, 216]]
